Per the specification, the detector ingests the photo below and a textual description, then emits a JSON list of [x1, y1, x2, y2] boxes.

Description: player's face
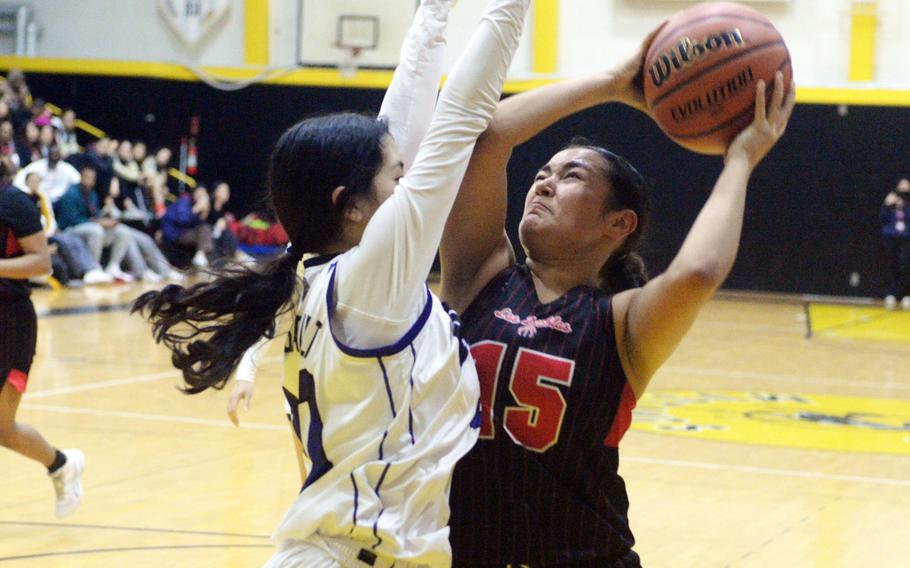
[[519, 148, 616, 255]]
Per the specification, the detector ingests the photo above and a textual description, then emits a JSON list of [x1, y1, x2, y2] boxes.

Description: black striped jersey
[[0, 185, 43, 299], [450, 264, 640, 568]]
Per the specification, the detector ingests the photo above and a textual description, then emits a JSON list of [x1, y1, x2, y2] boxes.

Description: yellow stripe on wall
[[244, 0, 269, 66], [532, 0, 558, 75], [848, 1, 877, 82], [3, 55, 910, 106]]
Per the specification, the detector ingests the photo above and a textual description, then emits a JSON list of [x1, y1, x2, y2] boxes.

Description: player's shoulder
[[0, 183, 36, 213]]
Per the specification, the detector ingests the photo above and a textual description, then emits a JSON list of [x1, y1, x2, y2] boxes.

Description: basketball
[[643, 2, 793, 155]]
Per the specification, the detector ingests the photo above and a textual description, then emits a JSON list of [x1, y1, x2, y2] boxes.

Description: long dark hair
[[132, 113, 389, 393], [567, 139, 651, 294]]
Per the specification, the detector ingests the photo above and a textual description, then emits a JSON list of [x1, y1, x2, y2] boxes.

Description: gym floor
[[1, 285, 908, 567]]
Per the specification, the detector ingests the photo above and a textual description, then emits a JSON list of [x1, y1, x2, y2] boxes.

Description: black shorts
[[0, 297, 38, 394]]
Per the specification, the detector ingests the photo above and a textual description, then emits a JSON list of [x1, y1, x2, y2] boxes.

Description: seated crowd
[[0, 69, 289, 288]]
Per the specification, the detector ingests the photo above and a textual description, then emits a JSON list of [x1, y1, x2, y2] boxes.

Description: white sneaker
[[167, 270, 186, 283], [49, 449, 85, 518], [192, 250, 209, 268], [142, 270, 164, 283], [105, 265, 135, 283], [83, 268, 114, 285], [885, 295, 897, 310], [902, 297, 910, 311]]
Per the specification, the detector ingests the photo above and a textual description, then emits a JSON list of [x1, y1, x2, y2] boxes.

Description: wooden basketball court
[[1, 285, 908, 567]]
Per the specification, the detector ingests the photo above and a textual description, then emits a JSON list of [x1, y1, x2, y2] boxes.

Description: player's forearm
[[666, 155, 752, 288], [485, 72, 623, 148], [379, 0, 451, 171], [0, 251, 52, 278]]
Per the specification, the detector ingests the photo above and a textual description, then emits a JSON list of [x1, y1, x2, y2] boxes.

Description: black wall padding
[[24, 72, 909, 297]]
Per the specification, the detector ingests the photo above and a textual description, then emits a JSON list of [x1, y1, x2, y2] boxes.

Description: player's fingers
[[778, 82, 797, 130], [754, 80, 767, 124], [228, 408, 239, 427], [768, 71, 785, 123], [244, 392, 252, 412]]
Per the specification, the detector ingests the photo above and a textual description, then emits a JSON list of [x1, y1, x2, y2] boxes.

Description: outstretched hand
[[227, 380, 254, 427], [726, 71, 796, 169], [606, 22, 666, 114]]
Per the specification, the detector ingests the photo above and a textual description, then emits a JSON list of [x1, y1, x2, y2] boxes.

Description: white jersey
[[267, 0, 528, 565], [274, 254, 479, 567]]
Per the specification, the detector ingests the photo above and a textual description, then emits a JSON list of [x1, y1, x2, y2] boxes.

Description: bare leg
[[0, 379, 55, 467]]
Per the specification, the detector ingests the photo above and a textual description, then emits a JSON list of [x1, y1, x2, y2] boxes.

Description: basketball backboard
[[298, 0, 418, 69]]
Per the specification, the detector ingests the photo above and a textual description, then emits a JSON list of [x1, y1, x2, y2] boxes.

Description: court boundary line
[[624, 456, 910, 486], [25, 355, 284, 399], [0, 544, 271, 562], [23, 370, 181, 399], [20, 403, 288, 431], [0, 520, 268, 539]]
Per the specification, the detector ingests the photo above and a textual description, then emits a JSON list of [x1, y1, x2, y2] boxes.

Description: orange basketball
[[643, 2, 792, 155]]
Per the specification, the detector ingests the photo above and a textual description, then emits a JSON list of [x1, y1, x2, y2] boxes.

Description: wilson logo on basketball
[[494, 308, 572, 338], [647, 29, 746, 89]]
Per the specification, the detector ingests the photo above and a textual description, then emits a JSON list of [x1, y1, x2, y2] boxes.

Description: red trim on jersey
[[7, 369, 28, 393], [604, 383, 636, 448], [4, 228, 22, 257]]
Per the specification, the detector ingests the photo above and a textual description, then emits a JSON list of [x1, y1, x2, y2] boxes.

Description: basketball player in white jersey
[[224, 0, 459, 489], [133, 1, 530, 566]]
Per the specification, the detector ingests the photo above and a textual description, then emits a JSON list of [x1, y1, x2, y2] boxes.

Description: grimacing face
[[518, 147, 617, 256]]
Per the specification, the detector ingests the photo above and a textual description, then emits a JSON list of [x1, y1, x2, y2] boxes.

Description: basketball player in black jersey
[[439, 30, 796, 567], [0, 162, 85, 518]]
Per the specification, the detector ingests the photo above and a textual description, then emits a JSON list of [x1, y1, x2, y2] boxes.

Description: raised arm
[[613, 74, 797, 398], [378, 0, 452, 172], [335, 0, 530, 348], [439, 30, 661, 313]]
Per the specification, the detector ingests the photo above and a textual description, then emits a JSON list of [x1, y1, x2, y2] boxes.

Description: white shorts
[[264, 534, 432, 568]]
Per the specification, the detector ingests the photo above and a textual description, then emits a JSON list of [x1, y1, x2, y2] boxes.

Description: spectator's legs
[[213, 228, 239, 262], [124, 239, 149, 278], [66, 223, 105, 264], [51, 233, 100, 278], [125, 227, 173, 277], [898, 237, 910, 301], [178, 224, 214, 268], [178, 224, 214, 254], [102, 224, 136, 282]]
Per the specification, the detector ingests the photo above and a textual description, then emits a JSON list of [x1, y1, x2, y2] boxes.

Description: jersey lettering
[[471, 343, 575, 452], [470, 341, 507, 438], [296, 314, 324, 358]]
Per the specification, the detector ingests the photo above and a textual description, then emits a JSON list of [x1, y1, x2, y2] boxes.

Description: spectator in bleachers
[[228, 206, 289, 257], [161, 185, 213, 268], [208, 181, 239, 262], [3, 69, 32, 130], [0, 98, 11, 125], [22, 171, 111, 285], [53, 165, 135, 282], [112, 140, 140, 198], [882, 178, 910, 310], [14, 146, 80, 203], [38, 124, 56, 159], [16, 121, 41, 167], [132, 142, 147, 165], [69, 137, 116, 199], [31, 100, 53, 128], [0, 120, 20, 170], [142, 146, 173, 215], [113, 140, 155, 233], [55, 109, 79, 159]]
